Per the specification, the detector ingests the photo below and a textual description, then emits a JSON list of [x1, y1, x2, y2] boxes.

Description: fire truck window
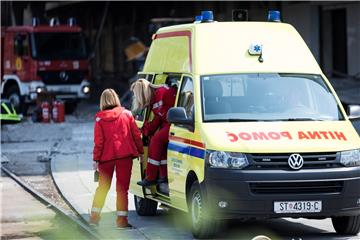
[[23, 35, 29, 56], [31, 32, 87, 60], [14, 34, 28, 56]]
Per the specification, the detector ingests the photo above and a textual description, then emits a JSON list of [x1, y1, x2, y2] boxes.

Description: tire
[[134, 195, 158, 216], [6, 85, 27, 114], [332, 215, 360, 235], [188, 181, 222, 239]]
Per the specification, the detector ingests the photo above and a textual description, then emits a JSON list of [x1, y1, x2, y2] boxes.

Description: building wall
[[346, 2, 360, 76], [282, 2, 360, 77], [282, 3, 320, 63]]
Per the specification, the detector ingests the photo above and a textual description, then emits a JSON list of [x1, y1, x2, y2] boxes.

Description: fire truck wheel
[[332, 215, 360, 235], [6, 85, 27, 114], [134, 195, 158, 216], [65, 101, 78, 114], [188, 181, 222, 239]]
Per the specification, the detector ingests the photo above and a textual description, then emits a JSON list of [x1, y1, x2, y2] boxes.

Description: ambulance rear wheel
[[134, 195, 157, 216], [189, 181, 221, 239], [332, 215, 360, 235]]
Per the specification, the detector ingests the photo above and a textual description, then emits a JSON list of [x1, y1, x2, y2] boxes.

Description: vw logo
[[288, 153, 304, 170], [59, 71, 69, 81]]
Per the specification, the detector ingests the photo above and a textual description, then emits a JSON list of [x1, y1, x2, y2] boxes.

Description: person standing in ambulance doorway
[[131, 78, 177, 187], [89, 89, 144, 228]]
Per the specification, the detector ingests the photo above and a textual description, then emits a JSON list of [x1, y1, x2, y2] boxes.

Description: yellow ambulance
[[129, 10, 360, 238]]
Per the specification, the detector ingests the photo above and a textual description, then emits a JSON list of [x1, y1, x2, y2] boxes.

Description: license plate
[[274, 200, 322, 213]]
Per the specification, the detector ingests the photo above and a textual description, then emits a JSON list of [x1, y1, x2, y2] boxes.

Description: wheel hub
[[8, 93, 20, 109], [192, 191, 202, 226]]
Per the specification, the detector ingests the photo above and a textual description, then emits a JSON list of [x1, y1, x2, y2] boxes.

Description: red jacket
[[93, 106, 144, 162], [142, 86, 177, 137]]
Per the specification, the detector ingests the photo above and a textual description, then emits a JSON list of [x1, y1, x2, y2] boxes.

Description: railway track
[[1, 166, 101, 240]]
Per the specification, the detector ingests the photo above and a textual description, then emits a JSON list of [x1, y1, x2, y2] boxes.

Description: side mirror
[[167, 107, 194, 131], [348, 105, 360, 120]]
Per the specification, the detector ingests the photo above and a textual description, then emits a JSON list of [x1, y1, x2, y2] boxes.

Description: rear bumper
[[202, 167, 360, 219]]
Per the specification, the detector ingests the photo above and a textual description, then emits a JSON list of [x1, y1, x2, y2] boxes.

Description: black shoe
[[157, 177, 168, 184], [137, 179, 158, 187]]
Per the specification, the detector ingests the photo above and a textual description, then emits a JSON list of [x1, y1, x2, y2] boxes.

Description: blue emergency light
[[194, 15, 203, 23], [201, 11, 214, 22], [268, 10, 281, 22]]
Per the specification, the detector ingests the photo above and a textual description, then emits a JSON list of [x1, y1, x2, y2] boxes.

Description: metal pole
[[10, 1, 17, 26]]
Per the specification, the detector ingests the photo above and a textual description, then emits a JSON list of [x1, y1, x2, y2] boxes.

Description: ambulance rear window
[[201, 73, 344, 122]]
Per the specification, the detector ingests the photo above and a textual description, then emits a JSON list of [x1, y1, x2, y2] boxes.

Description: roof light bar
[[201, 11, 214, 22], [268, 10, 281, 22]]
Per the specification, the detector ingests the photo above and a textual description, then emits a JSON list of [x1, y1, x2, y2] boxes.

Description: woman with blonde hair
[[131, 78, 177, 186], [90, 88, 144, 228]]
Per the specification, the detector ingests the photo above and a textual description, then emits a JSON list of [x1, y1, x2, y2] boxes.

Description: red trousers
[[146, 124, 170, 181], [91, 157, 132, 217]]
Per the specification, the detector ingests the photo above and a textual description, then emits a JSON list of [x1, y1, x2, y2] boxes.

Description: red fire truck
[[1, 18, 90, 113]]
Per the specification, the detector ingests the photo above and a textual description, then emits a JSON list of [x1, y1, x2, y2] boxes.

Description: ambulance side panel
[[143, 32, 192, 74], [193, 22, 322, 75]]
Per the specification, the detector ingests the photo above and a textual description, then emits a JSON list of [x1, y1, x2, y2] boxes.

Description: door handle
[[170, 132, 175, 136]]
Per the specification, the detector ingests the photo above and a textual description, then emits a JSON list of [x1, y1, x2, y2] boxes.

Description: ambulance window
[[154, 74, 168, 85], [222, 77, 246, 97], [201, 74, 343, 121], [177, 77, 194, 120]]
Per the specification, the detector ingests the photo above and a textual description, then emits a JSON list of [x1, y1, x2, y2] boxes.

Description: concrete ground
[[0, 173, 55, 240], [0, 173, 88, 240]]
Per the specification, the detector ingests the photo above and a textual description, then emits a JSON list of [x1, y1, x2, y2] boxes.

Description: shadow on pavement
[[80, 207, 358, 240]]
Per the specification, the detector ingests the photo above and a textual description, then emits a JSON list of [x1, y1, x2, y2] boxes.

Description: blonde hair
[[130, 78, 160, 111], [99, 88, 121, 111]]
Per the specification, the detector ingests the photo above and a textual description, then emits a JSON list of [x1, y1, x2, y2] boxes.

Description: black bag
[[94, 170, 99, 182]]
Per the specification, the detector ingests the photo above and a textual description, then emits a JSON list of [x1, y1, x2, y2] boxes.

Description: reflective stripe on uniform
[[91, 207, 101, 213], [153, 100, 163, 109], [160, 160, 167, 165], [148, 158, 160, 166], [117, 211, 128, 216]]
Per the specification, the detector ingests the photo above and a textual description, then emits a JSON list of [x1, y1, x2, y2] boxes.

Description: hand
[[93, 161, 99, 171]]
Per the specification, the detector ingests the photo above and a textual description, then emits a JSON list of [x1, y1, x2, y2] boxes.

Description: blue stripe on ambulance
[[168, 142, 205, 159]]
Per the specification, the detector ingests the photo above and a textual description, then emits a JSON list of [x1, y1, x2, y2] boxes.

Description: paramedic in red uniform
[[89, 89, 144, 228], [131, 78, 177, 186]]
